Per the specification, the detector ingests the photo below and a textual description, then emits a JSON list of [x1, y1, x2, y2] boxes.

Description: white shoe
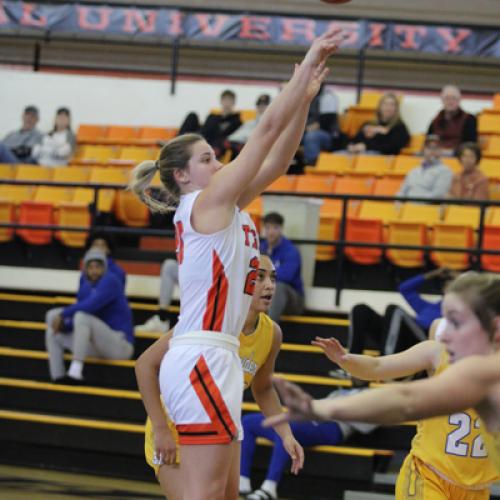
[[136, 315, 170, 333]]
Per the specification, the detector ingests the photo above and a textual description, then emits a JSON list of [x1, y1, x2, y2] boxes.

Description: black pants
[[348, 304, 428, 355]]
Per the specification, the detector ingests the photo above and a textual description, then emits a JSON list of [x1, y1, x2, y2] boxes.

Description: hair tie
[[155, 160, 160, 171]]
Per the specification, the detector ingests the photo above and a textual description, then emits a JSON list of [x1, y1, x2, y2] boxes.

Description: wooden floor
[[0, 465, 164, 499]]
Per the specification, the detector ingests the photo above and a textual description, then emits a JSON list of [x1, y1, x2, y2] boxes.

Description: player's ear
[[173, 167, 189, 185]]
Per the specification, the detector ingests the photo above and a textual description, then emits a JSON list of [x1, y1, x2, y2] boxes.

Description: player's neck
[[242, 310, 259, 335]]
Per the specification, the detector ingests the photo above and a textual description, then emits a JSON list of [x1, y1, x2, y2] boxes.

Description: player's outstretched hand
[[303, 27, 344, 68], [312, 336, 349, 365]]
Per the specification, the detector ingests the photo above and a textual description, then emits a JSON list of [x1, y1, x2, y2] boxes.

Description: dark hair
[[24, 105, 39, 116], [256, 94, 271, 106], [446, 272, 500, 338], [457, 142, 481, 164], [263, 212, 285, 226], [129, 133, 204, 213], [221, 89, 236, 101], [51, 107, 72, 135], [85, 231, 115, 254]]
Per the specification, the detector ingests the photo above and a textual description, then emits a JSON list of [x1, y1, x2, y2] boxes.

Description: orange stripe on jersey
[[187, 355, 237, 443], [202, 250, 229, 332]]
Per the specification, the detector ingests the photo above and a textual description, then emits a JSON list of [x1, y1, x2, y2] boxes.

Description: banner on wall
[[1, 1, 499, 58]]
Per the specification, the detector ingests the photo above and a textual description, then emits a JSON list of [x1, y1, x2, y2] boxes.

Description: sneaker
[[136, 315, 170, 333]]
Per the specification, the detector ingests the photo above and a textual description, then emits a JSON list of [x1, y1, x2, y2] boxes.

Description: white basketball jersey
[[173, 190, 260, 338]]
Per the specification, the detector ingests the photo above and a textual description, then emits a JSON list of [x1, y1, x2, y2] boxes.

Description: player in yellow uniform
[[137, 255, 304, 499], [264, 272, 500, 485]]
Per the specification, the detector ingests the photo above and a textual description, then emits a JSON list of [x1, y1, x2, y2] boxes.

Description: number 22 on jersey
[[445, 412, 487, 458]]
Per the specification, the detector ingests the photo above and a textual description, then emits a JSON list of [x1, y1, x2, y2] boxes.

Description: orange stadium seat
[[295, 175, 335, 194], [357, 201, 399, 224], [481, 226, 500, 272], [17, 201, 53, 245], [105, 125, 141, 144], [138, 127, 177, 144], [359, 91, 383, 108], [390, 156, 421, 176], [33, 186, 73, 205], [52, 167, 90, 184], [372, 177, 403, 197], [266, 175, 297, 193], [16, 165, 52, 182], [240, 109, 257, 122], [352, 155, 392, 176], [0, 165, 52, 205], [441, 157, 461, 174], [443, 205, 481, 229], [0, 164, 16, 179], [386, 221, 426, 268], [76, 145, 118, 164], [478, 114, 500, 135], [114, 190, 150, 228], [0, 200, 15, 243], [76, 124, 107, 143], [487, 207, 500, 226], [334, 175, 374, 217], [484, 136, 500, 158], [344, 218, 383, 265], [399, 203, 442, 226], [56, 203, 91, 248], [244, 197, 263, 232], [110, 147, 156, 166], [479, 159, 500, 180], [494, 94, 500, 109], [431, 224, 473, 270], [312, 153, 352, 174], [401, 134, 425, 155]]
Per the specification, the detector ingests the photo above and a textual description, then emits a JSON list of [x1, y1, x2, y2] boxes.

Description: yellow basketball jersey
[[481, 429, 500, 475], [410, 348, 499, 487], [239, 312, 275, 389]]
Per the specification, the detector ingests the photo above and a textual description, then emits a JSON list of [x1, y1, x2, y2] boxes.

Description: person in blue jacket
[[85, 231, 126, 289], [346, 268, 455, 361], [45, 249, 134, 384], [260, 212, 304, 322]]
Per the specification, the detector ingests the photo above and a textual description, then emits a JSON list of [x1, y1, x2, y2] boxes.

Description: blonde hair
[[446, 272, 500, 338], [129, 133, 204, 213], [374, 93, 402, 130]]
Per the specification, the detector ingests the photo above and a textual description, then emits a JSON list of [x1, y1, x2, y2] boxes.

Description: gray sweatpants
[[159, 259, 179, 308], [268, 281, 305, 322], [45, 308, 134, 380]]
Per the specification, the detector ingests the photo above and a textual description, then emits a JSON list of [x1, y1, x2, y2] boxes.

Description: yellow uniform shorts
[[396, 454, 490, 500]]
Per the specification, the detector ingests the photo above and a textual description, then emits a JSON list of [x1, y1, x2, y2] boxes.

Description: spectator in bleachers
[[240, 387, 377, 500], [397, 134, 453, 199], [303, 83, 341, 165], [427, 85, 478, 155], [45, 249, 134, 383], [32, 107, 76, 167], [347, 93, 410, 156], [85, 231, 126, 289], [261, 212, 304, 322], [136, 258, 177, 333], [227, 94, 271, 158], [0, 105, 43, 163], [448, 142, 488, 200], [178, 89, 242, 158]]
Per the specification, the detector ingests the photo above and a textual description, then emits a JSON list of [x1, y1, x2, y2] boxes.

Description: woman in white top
[[32, 107, 75, 167], [130, 29, 343, 500]]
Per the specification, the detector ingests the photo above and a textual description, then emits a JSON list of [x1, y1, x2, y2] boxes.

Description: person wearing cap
[[32, 107, 76, 167], [45, 249, 134, 384], [0, 105, 43, 163], [397, 135, 453, 200]]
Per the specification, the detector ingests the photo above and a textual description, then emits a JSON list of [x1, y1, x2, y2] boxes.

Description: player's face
[[442, 90, 460, 113], [459, 148, 479, 174], [440, 292, 494, 363], [186, 140, 223, 188], [85, 260, 106, 283], [263, 223, 282, 247], [250, 256, 277, 313]]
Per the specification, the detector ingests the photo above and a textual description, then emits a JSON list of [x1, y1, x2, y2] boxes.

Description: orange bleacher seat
[[357, 201, 399, 224], [359, 91, 383, 109], [334, 175, 374, 216], [52, 167, 90, 184], [0, 165, 53, 205], [484, 136, 500, 158], [487, 207, 500, 226], [266, 176, 297, 193], [33, 186, 73, 205], [56, 203, 90, 248], [372, 177, 403, 197], [399, 203, 442, 226], [489, 181, 500, 201], [17, 201, 53, 245], [110, 147, 156, 165], [0, 164, 15, 179], [76, 124, 107, 143], [76, 145, 118, 164], [481, 226, 500, 272], [401, 134, 425, 155], [244, 197, 263, 232], [480, 159, 500, 180], [138, 127, 177, 143], [494, 94, 500, 109], [295, 175, 335, 194], [316, 212, 339, 261], [443, 205, 481, 229], [441, 157, 461, 174], [478, 114, 500, 135], [430, 224, 473, 270], [16, 165, 52, 182], [344, 218, 383, 265], [105, 125, 141, 143], [240, 109, 257, 122], [114, 190, 150, 228], [386, 221, 426, 268], [0, 200, 15, 242], [312, 153, 352, 174], [352, 155, 392, 176], [341, 109, 376, 137], [390, 156, 421, 176]]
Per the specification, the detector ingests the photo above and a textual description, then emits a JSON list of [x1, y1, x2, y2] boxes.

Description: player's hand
[[312, 337, 349, 366], [306, 60, 330, 101], [282, 434, 305, 475], [263, 378, 316, 428], [153, 424, 177, 467], [303, 28, 344, 68]]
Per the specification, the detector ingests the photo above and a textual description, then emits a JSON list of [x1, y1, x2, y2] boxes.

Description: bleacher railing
[[1, 178, 500, 305]]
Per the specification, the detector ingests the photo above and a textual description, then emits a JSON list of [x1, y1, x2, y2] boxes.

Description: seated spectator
[[427, 85, 477, 155], [303, 83, 341, 165], [346, 268, 452, 361], [448, 142, 488, 200], [227, 94, 271, 158], [347, 93, 410, 156], [136, 258, 177, 333], [85, 231, 126, 289], [0, 105, 43, 163], [260, 212, 304, 322], [45, 249, 134, 383], [397, 134, 453, 200], [240, 387, 378, 500], [32, 107, 76, 167], [178, 89, 242, 158]]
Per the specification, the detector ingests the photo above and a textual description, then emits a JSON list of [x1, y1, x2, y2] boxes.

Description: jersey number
[[243, 257, 259, 296], [445, 413, 487, 458], [175, 221, 184, 265]]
